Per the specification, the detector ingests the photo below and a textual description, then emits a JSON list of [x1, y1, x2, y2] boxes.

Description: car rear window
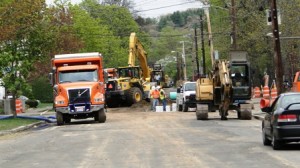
[[281, 95, 300, 109]]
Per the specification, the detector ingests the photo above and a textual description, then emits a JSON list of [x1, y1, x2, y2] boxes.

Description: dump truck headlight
[[94, 93, 104, 102], [94, 98, 104, 102], [55, 100, 65, 105]]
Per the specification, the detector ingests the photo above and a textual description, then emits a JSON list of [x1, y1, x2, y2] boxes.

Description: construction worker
[[150, 86, 160, 112], [159, 87, 167, 111], [263, 72, 269, 87], [149, 86, 156, 111]]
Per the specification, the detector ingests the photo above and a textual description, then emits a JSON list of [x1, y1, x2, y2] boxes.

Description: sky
[[46, 0, 203, 18]]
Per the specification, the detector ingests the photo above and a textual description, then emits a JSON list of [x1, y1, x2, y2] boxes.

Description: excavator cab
[[230, 62, 251, 100], [231, 66, 247, 86], [118, 67, 140, 79]]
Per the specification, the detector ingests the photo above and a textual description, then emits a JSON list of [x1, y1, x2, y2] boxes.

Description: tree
[[100, 0, 134, 9], [70, 5, 126, 68], [170, 11, 184, 27], [0, 0, 52, 117], [29, 0, 85, 84], [79, 0, 149, 67]]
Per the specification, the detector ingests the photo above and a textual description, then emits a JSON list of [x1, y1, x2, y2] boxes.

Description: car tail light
[[277, 114, 297, 122]]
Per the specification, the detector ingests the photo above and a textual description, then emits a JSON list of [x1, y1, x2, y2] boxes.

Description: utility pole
[[231, 0, 237, 50], [194, 27, 200, 79], [180, 41, 187, 81], [176, 52, 180, 81], [204, 7, 214, 66], [270, 0, 283, 94], [199, 12, 206, 75]]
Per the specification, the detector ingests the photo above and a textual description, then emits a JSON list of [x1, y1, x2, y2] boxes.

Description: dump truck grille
[[68, 88, 90, 104]]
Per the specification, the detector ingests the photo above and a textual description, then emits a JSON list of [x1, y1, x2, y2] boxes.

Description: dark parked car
[[261, 92, 300, 150]]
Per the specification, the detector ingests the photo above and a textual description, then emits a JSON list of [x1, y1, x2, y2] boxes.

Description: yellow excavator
[[105, 33, 155, 107], [195, 51, 253, 120], [150, 63, 171, 88]]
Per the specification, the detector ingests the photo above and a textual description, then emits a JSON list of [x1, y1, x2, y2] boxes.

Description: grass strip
[[0, 118, 39, 131]]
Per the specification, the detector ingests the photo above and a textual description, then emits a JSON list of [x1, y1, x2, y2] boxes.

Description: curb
[[0, 121, 45, 137], [253, 115, 264, 121]]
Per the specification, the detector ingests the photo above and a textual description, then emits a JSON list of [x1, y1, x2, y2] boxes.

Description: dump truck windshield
[[59, 69, 98, 83]]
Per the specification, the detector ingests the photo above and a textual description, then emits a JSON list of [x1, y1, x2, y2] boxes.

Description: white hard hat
[[151, 86, 156, 90], [156, 86, 161, 89]]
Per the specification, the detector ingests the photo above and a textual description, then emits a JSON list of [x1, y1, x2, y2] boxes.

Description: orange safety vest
[[151, 90, 160, 99]]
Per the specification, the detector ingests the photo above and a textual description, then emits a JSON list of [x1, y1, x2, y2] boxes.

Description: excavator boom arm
[[214, 60, 233, 112], [128, 33, 151, 80]]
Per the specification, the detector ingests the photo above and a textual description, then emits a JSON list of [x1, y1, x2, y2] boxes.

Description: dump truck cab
[[49, 52, 106, 125]]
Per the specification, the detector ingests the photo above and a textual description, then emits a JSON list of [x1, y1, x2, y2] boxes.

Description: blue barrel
[[169, 92, 177, 100]]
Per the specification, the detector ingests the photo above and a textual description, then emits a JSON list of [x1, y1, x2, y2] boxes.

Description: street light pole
[[171, 51, 183, 81]]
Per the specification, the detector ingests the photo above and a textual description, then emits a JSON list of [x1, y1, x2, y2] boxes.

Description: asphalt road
[[0, 102, 300, 168]]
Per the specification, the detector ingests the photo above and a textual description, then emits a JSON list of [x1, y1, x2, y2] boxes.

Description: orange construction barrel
[[254, 87, 261, 98], [271, 87, 278, 99], [15, 99, 23, 114], [262, 86, 270, 99]]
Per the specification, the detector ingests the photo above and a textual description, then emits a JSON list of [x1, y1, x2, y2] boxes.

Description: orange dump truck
[[49, 53, 106, 125]]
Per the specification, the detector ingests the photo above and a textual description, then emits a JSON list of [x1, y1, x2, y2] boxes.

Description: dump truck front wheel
[[95, 108, 106, 123], [56, 112, 64, 126]]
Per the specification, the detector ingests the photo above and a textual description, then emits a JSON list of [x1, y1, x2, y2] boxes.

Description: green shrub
[[31, 77, 53, 103], [25, 99, 39, 108]]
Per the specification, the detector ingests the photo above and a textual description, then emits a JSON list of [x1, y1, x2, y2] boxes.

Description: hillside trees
[[278, 0, 300, 81], [200, 0, 300, 85], [70, 5, 125, 68], [79, 0, 150, 67], [150, 26, 192, 80]]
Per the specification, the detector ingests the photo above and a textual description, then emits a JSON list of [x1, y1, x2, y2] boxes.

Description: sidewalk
[[21, 106, 55, 116], [251, 98, 265, 121]]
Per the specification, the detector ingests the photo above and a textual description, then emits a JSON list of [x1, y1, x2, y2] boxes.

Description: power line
[[66, 31, 230, 38], [134, 1, 200, 13], [135, 0, 159, 7]]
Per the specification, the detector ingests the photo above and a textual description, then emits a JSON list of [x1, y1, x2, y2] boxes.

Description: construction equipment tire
[[240, 110, 252, 120], [127, 87, 142, 105], [196, 110, 208, 120], [177, 104, 182, 111], [183, 103, 188, 112]]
